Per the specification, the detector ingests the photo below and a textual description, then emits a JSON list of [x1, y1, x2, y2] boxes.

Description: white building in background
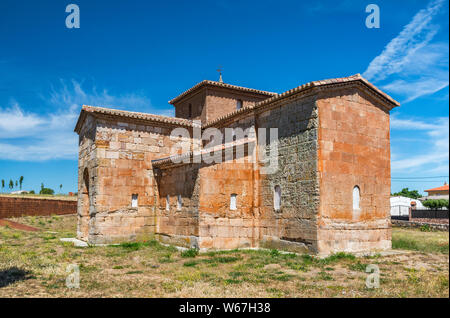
[[390, 196, 425, 216], [10, 190, 29, 195]]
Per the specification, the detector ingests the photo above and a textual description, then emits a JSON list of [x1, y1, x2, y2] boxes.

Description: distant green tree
[[40, 187, 55, 195], [19, 176, 24, 190], [1, 179, 4, 193], [29, 190, 35, 194], [392, 188, 421, 199], [59, 184, 63, 193], [422, 199, 449, 210], [9, 179, 14, 190], [15, 180, 18, 189]]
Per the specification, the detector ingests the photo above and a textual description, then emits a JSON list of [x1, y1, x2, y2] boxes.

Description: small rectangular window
[[274, 186, 281, 211], [230, 194, 237, 210], [166, 195, 170, 211], [131, 194, 138, 208], [236, 99, 243, 110], [177, 194, 182, 210]]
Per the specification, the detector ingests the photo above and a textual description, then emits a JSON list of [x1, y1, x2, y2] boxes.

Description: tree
[[19, 176, 24, 190], [392, 188, 421, 199], [40, 186, 55, 195], [422, 199, 449, 210], [1, 179, 4, 193], [59, 184, 63, 193], [9, 179, 14, 191], [15, 180, 18, 189]]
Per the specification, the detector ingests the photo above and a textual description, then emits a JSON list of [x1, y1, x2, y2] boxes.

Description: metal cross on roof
[[217, 67, 223, 83]]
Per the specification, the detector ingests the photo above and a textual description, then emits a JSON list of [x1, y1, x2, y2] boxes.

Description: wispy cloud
[[47, 79, 152, 111], [363, 0, 448, 103], [391, 115, 449, 173], [0, 102, 78, 161], [0, 80, 159, 161]]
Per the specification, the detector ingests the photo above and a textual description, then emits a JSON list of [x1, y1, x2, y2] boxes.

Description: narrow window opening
[[131, 194, 138, 208], [353, 186, 360, 210], [274, 185, 281, 211], [230, 193, 237, 210], [166, 195, 170, 211], [188, 103, 192, 118], [236, 99, 243, 110], [177, 194, 182, 210]]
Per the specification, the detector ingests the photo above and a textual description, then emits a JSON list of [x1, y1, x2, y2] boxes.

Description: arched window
[[274, 185, 281, 210], [236, 99, 243, 110], [177, 194, 182, 210], [166, 195, 170, 211], [230, 193, 237, 210], [353, 186, 360, 210]]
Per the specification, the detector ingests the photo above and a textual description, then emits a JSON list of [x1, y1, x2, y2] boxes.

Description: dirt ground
[[0, 215, 448, 298]]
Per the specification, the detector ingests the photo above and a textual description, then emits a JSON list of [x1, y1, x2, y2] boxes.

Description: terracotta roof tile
[[425, 184, 449, 192], [203, 74, 400, 128], [169, 80, 277, 105], [74, 105, 195, 133]]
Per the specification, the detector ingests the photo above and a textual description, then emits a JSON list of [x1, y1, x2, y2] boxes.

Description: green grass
[[392, 228, 449, 254], [1, 215, 449, 298], [183, 260, 199, 267], [180, 248, 199, 258]]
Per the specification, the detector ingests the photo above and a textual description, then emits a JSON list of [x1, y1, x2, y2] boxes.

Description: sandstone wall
[[198, 159, 255, 250], [205, 87, 268, 123], [156, 164, 200, 248], [78, 114, 192, 244], [174, 89, 205, 122], [316, 87, 391, 254], [77, 114, 97, 241], [255, 94, 320, 253]]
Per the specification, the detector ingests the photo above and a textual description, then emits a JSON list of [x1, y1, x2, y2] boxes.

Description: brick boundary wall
[[392, 219, 449, 232], [0, 196, 77, 219]]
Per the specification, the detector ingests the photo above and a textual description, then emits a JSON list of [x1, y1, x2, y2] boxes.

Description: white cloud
[[0, 80, 166, 161], [0, 103, 45, 138], [47, 79, 152, 111], [0, 103, 79, 161], [391, 116, 449, 173], [363, 0, 449, 102], [363, 0, 445, 81]]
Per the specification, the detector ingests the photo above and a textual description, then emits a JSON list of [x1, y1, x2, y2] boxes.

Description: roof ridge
[[74, 105, 195, 133], [202, 74, 399, 128], [169, 80, 277, 105]]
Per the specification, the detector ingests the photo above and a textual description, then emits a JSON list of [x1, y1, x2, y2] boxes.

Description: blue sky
[[0, 0, 448, 194]]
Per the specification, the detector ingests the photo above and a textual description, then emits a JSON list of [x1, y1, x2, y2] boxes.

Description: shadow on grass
[[0, 267, 33, 288]]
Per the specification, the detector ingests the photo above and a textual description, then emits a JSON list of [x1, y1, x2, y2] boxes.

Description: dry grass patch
[[0, 216, 448, 298]]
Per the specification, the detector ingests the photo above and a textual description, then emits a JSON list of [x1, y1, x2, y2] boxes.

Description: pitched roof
[[75, 74, 400, 133], [425, 184, 449, 192], [168, 80, 277, 105], [74, 105, 195, 133], [203, 74, 400, 128]]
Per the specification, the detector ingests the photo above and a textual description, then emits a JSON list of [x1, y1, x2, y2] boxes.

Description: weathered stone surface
[[75, 76, 397, 255]]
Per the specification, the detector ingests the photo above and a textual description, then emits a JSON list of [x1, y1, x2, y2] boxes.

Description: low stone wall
[[0, 196, 77, 219], [392, 219, 449, 231]]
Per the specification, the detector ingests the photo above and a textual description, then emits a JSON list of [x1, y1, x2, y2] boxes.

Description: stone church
[[74, 74, 399, 255]]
